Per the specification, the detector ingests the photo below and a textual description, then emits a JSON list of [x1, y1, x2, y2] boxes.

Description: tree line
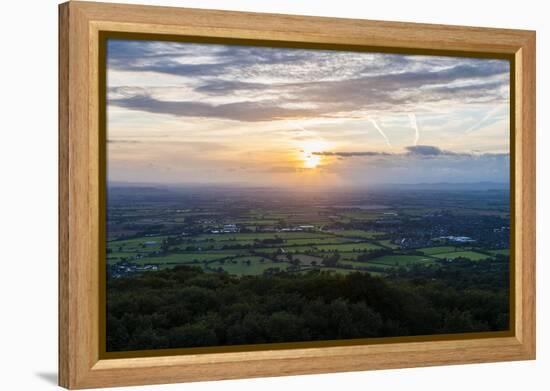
[[107, 257, 509, 352]]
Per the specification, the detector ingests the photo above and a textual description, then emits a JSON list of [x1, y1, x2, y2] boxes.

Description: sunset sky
[[106, 39, 510, 187]]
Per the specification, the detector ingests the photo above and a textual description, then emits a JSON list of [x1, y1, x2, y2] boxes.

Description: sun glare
[[301, 140, 328, 169], [303, 153, 321, 168]]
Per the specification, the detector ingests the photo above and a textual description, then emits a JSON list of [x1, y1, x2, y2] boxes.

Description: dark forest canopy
[[107, 258, 509, 352]]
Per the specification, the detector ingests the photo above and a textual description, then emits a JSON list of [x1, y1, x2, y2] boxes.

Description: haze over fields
[[106, 40, 510, 187]]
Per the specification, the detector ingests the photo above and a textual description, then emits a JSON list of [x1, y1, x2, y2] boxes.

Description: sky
[[106, 39, 510, 187]]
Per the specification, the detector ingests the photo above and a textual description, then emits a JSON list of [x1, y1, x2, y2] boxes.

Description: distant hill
[[107, 181, 510, 193], [373, 182, 509, 191]]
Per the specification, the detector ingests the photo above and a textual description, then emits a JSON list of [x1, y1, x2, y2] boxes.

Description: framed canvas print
[[59, 1, 536, 389]]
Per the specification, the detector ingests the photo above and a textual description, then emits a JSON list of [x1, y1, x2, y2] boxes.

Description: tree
[[160, 239, 170, 253], [322, 253, 340, 267], [107, 262, 509, 352]]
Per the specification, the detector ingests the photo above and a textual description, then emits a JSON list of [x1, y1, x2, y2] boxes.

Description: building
[[222, 224, 239, 233], [440, 235, 476, 243]]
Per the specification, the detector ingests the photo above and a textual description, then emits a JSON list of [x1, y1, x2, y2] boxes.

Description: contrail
[[286, 120, 307, 132], [368, 118, 391, 147], [285, 120, 316, 136], [465, 106, 503, 133], [408, 113, 420, 146]]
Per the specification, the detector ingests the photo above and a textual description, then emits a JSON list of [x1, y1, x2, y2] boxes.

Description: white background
[[1, 0, 547, 389]]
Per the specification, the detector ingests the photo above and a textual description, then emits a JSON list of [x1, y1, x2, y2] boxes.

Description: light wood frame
[[59, 1, 536, 389]]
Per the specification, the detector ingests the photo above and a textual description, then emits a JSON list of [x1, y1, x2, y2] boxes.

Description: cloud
[[313, 151, 391, 157], [408, 113, 420, 145], [314, 145, 508, 160], [108, 94, 324, 122], [107, 139, 228, 153], [405, 145, 447, 156], [194, 80, 265, 94], [287, 63, 508, 112], [465, 105, 506, 133], [107, 41, 341, 84], [107, 40, 510, 123], [107, 40, 411, 80], [368, 118, 391, 146]]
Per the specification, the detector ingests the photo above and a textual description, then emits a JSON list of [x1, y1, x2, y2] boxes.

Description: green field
[[368, 255, 435, 266], [338, 260, 392, 270], [108, 235, 168, 247], [283, 237, 352, 246], [378, 239, 399, 249], [315, 242, 382, 252], [252, 247, 283, 254], [330, 230, 384, 239], [213, 257, 290, 275], [107, 188, 512, 283], [290, 254, 323, 265], [432, 251, 492, 261], [418, 246, 460, 255], [107, 224, 502, 276], [489, 249, 510, 256], [338, 252, 363, 261], [133, 252, 232, 266]]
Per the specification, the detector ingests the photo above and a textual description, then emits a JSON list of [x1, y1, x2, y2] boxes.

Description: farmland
[[106, 185, 510, 279], [106, 184, 511, 351]]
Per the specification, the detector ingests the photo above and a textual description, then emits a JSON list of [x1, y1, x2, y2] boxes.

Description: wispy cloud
[[408, 113, 420, 145], [109, 94, 320, 122], [107, 40, 509, 123], [465, 105, 506, 133]]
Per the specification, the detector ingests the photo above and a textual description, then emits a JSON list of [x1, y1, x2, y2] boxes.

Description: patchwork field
[[107, 189, 510, 279], [108, 224, 507, 276]]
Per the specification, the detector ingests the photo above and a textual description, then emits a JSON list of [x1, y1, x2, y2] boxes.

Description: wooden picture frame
[[59, 1, 536, 389]]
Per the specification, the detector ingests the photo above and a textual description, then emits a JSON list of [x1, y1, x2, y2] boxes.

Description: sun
[[300, 140, 328, 169], [303, 153, 321, 168]]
